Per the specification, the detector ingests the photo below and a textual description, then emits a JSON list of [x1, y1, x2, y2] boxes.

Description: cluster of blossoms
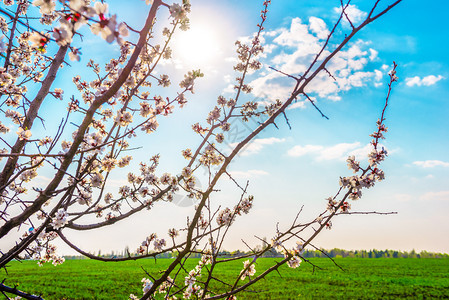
[[240, 101, 260, 122], [136, 233, 166, 254], [230, 32, 264, 96], [6, 182, 27, 195], [314, 73, 395, 234], [195, 211, 210, 230], [168, 228, 179, 239], [240, 259, 256, 280], [334, 117, 389, 204], [168, 0, 191, 31], [206, 106, 221, 125], [390, 68, 399, 82], [115, 111, 133, 127], [285, 242, 304, 269], [216, 207, 234, 226], [0, 26, 33, 111], [38, 136, 53, 146], [271, 237, 304, 269], [156, 276, 175, 296], [50, 208, 68, 230], [346, 155, 360, 173], [16, 127, 32, 140], [6, 157, 43, 192], [0, 190, 7, 204], [30, 0, 130, 50], [141, 278, 153, 295], [199, 143, 224, 166], [77, 188, 93, 205], [234, 195, 254, 215], [183, 284, 202, 299], [180, 69, 204, 92], [368, 147, 388, 167], [325, 196, 351, 213], [216, 196, 253, 226], [178, 171, 199, 199], [84, 150, 170, 216], [286, 255, 302, 269], [192, 122, 208, 135], [182, 254, 211, 298], [234, 39, 263, 70], [22, 229, 65, 266], [133, 253, 211, 299], [4, 108, 22, 123]]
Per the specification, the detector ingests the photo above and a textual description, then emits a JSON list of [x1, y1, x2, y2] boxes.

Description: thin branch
[[302, 93, 329, 120], [0, 283, 44, 300], [268, 66, 300, 81]]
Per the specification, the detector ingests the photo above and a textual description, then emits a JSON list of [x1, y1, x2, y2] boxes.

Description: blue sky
[[2, 0, 448, 255]]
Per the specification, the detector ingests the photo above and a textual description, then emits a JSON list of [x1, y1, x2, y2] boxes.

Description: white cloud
[[334, 4, 367, 28], [263, 43, 277, 54], [369, 49, 378, 61], [345, 5, 367, 24], [420, 190, 449, 202], [287, 144, 324, 157], [348, 143, 373, 159], [413, 160, 449, 168], [327, 95, 342, 101], [264, 29, 281, 37], [374, 69, 383, 81], [249, 72, 293, 101], [374, 82, 383, 88], [420, 75, 444, 86], [223, 83, 235, 95], [309, 16, 330, 40], [223, 74, 232, 83], [248, 17, 383, 105], [273, 17, 319, 48], [229, 169, 269, 178], [393, 193, 412, 202], [287, 101, 306, 110], [338, 71, 375, 89], [233, 137, 286, 156], [405, 75, 444, 87], [287, 142, 362, 161], [318, 142, 361, 161], [225, 56, 238, 63]]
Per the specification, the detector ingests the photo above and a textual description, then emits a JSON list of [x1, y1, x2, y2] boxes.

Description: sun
[[171, 23, 222, 68]]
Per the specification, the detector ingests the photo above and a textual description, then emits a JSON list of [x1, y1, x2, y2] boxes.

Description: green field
[[2, 257, 449, 299]]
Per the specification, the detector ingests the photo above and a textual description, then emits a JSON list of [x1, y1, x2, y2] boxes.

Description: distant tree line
[[299, 248, 449, 259], [61, 248, 448, 260], [247, 247, 449, 259]]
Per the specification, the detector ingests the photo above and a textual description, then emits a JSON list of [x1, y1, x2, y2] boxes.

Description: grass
[[2, 257, 449, 299]]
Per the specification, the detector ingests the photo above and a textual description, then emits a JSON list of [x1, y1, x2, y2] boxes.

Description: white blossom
[[51, 208, 68, 230]]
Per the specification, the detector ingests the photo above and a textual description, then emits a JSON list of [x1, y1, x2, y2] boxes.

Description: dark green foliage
[[2, 257, 449, 299]]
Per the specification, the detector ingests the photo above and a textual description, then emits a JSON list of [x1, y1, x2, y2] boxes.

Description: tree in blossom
[[0, 0, 401, 299]]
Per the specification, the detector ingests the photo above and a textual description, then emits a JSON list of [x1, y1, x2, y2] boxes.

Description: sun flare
[[172, 24, 222, 68]]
